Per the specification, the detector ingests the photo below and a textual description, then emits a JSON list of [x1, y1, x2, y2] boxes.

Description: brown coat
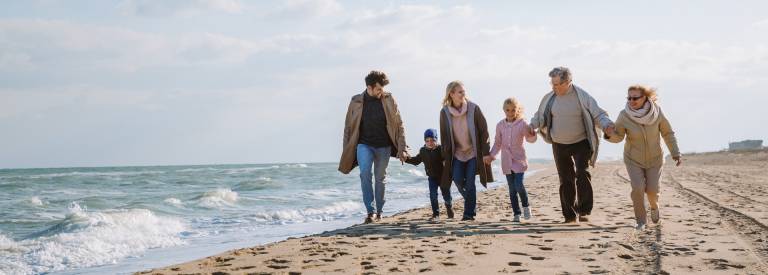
[[439, 101, 494, 189], [338, 91, 407, 174]]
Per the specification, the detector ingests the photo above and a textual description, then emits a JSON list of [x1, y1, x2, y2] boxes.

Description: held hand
[[482, 156, 493, 165], [399, 151, 409, 165], [672, 156, 682, 167], [604, 126, 615, 137], [528, 125, 536, 136]]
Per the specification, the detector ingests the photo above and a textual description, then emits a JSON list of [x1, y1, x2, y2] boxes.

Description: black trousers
[[552, 139, 593, 220]]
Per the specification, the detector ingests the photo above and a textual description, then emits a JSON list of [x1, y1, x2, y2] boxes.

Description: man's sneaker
[[650, 208, 660, 224], [523, 207, 532, 220], [461, 216, 475, 221], [635, 222, 646, 231], [364, 213, 374, 224], [578, 215, 589, 222], [512, 214, 521, 222], [446, 207, 455, 219], [429, 214, 439, 222], [375, 212, 382, 221]]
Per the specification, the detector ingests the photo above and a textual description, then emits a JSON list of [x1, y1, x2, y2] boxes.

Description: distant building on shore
[[728, 140, 763, 151]]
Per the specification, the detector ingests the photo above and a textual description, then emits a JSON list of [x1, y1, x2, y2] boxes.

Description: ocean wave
[[0, 202, 186, 274], [249, 201, 363, 224], [21, 170, 166, 179], [196, 188, 239, 208], [233, 177, 278, 191], [282, 163, 308, 168]]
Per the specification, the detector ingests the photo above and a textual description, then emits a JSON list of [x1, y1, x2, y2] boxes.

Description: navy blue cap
[[424, 129, 438, 140]]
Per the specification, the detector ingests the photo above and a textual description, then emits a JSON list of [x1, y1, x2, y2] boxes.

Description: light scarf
[[625, 100, 660, 125]]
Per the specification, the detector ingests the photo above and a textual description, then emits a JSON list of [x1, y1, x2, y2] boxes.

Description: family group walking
[[338, 67, 681, 230]]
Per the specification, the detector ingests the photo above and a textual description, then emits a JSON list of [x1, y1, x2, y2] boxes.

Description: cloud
[[118, 0, 242, 17], [339, 4, 472, 29], [268, 0, 343, 19]]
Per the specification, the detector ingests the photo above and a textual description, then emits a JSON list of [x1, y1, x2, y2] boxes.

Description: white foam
[[197, 188, 239, 208], [283, 163, 308, 168], [28, 196, 44, 206], [25, 171, 165, 179], [407, 169, 426, 177], [250, 201, 363, 224], [164, 198, 183, 206], [0, 203, 186, 274]]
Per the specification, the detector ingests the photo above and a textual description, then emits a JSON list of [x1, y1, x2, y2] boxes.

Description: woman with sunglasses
[[606, 85, 681, 230]]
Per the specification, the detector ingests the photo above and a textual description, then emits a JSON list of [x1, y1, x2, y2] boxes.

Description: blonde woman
[[439, 80, 493, 221], [484, 98, 537, 222], [606, 85, 681, 230]]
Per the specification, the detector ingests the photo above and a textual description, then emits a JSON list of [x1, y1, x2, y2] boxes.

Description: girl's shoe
[[523, 207, 532, 220]]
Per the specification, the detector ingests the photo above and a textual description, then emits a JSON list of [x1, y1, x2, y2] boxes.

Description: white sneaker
[[512, 214, 521, 222], [523, 207, 532, 220], [635, 222, 646, 231], [650, 209, 660, 224]]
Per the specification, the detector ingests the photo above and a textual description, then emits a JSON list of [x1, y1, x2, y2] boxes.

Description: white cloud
[[118, 0, 242, 17], [268, 0, 343, 19]]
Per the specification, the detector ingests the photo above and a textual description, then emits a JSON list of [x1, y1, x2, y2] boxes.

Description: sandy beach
[[140, 149, 768, 275]]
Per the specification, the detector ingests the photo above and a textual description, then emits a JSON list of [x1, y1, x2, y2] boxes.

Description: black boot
[[446, 205, 454, 219], [364, 213, 374, 224]]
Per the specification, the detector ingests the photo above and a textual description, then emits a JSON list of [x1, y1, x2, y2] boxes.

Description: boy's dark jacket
[[405, 145, 444, 178]]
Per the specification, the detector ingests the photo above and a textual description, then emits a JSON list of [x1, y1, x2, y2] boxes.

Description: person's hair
[[548, 66, 572, 83], [364, 70, 389, 87], [442, 80, 465, 107], [628, 85, 658, 102], [503, 97, 524, 120]]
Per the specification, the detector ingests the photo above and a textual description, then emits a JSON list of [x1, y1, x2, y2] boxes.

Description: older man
[[339, 70, 409, 224], [530, 67, 614, 223]]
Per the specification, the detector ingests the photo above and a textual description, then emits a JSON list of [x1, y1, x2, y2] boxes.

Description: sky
[[1, 0, 767, 169]]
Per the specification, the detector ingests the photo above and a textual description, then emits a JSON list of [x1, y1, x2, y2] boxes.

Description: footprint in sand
[[531, 256, 546, 260], [618, 254, 633, 260], [508, 262, 523, 266], [442, 262, 457, 266], [539, 247, 553, 251], [509, 252, 529, 256], [582, 258, 596, 262]]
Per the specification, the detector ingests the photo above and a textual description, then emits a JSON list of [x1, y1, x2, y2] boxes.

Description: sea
[[0, 160, 547, 274]]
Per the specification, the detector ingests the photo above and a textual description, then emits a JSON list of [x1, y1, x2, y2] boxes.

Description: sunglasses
[[627, 96, 645, 101]]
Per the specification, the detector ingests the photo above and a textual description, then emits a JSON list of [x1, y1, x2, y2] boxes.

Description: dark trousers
[[552, 139, 593, 220], [427, 176, 452, 215]]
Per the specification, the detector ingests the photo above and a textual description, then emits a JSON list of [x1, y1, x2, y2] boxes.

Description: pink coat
[[490, 119, 537, 174]]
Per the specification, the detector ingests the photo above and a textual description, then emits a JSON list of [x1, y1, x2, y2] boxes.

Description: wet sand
[[139, 149, 768, 274]]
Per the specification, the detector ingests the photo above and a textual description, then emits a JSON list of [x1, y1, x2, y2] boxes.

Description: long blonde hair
[[442, 80, 466, 107], [628, 85, 658, 102], [503, 97, 524, 120]]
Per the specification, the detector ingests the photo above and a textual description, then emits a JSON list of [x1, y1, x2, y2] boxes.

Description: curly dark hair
[[364, 70, 389, 87]]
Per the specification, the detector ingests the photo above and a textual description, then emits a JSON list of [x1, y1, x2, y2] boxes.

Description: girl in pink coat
[[484, 97, 537, 222]]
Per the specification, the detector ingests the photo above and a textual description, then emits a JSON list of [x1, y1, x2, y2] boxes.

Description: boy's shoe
[[364, 213, 374, 224], [375, 212, 382, 221], [523, 207, 532, 220], [446, 207, 455, 219], [650, 209, 660, 224], [461, 216, 475, 221], [635, 222, 646, 231], [578, 215, 589, 222], [563, 218, 577, 224], [512, 214, 521, 222]]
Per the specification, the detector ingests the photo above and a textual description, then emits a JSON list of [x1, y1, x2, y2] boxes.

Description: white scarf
[[625, 100, 660, 125]]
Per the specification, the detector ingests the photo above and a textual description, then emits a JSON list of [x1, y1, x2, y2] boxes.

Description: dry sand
[[139, 150, 768, 274]]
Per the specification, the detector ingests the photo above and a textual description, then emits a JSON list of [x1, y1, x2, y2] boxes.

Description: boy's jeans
[[427, 176, 452, 215], [356, 144, 390, 214]]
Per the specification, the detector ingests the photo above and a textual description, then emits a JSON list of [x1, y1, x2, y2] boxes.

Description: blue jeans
[[428, 176, 452, 215], [357, 144, 390, 214], [452, 157, 477, 218], [505, 172, 529, 215]]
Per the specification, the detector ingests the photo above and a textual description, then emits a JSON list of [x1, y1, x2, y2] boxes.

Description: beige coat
[[338, 91, 407, 174], [606, 110, 680, 169]]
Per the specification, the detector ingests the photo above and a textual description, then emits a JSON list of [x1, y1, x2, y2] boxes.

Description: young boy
[[406, 129, 454, 221]]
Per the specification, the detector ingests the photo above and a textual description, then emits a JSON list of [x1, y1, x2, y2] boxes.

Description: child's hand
[[482, 156, 493, 165]]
